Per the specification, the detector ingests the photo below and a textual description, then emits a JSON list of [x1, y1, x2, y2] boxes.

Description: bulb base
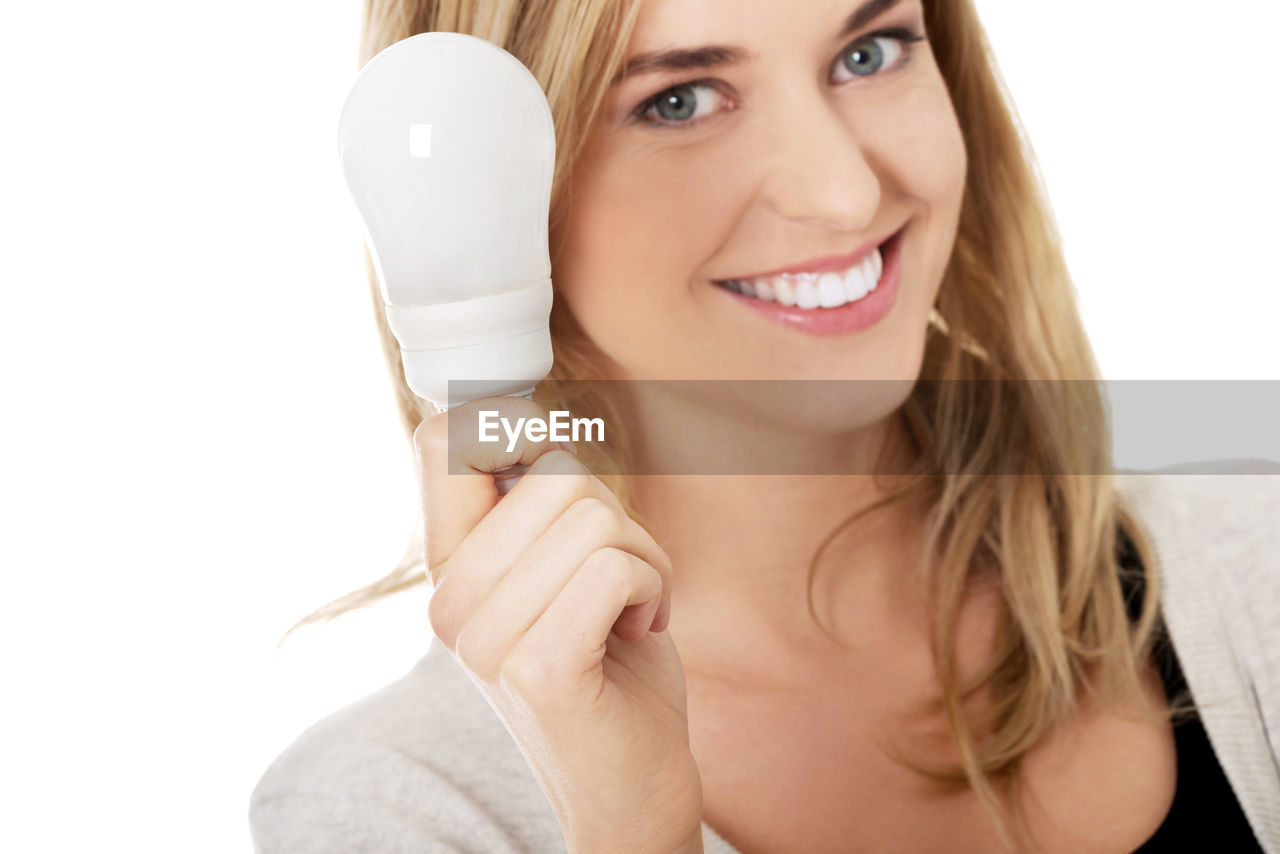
[[400, 328, 552, 410], [387, 282, 554, 410]]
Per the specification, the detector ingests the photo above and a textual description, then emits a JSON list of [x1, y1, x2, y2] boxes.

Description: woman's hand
[[414, 397, 704, 854]]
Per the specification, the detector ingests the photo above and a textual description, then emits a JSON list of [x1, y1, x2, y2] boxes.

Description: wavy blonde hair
[[290, 0, 1180, 848]]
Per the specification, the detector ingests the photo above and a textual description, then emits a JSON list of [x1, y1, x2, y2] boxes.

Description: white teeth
[[721, 244, 886, 308], [818, 272, 845, 308], [774, 279, 796, 306], [843, 266, 868, 302], [795, 279, 821, 309]]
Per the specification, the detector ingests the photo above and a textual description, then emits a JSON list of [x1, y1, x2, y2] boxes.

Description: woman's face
[[552, 0, 966, 415]]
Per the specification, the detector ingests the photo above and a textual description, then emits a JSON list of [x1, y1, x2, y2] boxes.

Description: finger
[[445, 448, 626, 590], [443, 495, 673, 672], [427, 453, 635, 647], [415, 396, 565, 578], [651, 588, 671, 634], [499, 547, 665, 703]]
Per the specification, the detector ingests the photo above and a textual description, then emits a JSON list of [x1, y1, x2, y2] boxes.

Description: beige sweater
[[249, 466, 1280, 853]]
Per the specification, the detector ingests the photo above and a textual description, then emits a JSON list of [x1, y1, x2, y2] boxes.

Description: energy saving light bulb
[[337, 32, 556, 413]]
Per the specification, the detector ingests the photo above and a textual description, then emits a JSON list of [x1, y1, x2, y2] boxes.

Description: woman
[[250, 0, 1279, 851]]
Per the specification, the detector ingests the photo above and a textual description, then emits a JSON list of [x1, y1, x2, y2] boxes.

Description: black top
[[1115, 527, 1263, 853]]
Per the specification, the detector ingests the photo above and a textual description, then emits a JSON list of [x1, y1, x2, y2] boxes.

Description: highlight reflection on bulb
[[338, 33, 557, 492]]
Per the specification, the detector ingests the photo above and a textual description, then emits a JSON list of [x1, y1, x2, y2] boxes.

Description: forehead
[[626, 0, 891, 52]]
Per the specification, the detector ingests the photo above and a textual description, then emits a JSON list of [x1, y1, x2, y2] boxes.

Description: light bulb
[[337, 32, 556, 413]]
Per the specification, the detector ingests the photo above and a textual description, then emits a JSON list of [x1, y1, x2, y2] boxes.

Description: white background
[[2, 1, 1277, 851]]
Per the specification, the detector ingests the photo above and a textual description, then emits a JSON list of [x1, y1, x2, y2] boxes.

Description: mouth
[[713, 225, 905, 310]]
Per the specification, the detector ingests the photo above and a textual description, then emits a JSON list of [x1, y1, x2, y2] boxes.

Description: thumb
[[413, 396, 561, 575]]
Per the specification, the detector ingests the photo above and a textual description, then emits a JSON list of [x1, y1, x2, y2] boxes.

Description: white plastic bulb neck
[[387, 280, 554, 409]]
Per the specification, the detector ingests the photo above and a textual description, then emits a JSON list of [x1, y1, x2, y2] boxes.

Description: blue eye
[[638, 81, 724, 126], [630, 26, 926, 130], [832, 28, 926, 83], [838, 37, 897, 78]]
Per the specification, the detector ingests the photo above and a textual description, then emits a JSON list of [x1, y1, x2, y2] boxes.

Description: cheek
[[552, 135, 749, 369], [871, 79, 967, 320], [881, 82, 968, 214], [559, 138, 745, 290]]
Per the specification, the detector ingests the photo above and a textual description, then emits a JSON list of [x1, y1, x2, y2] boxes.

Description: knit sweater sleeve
[[248, 643, 570, 854], [1117, 461, 1280, 850], [248, 640, 740, 854]]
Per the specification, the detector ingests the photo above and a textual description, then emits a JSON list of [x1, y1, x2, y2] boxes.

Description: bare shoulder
[[1015, 659, 1177, 854]]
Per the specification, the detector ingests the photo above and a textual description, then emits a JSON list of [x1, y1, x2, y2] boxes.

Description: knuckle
[[412, 413, 450, 460], [499, 652, 549, 695], [527, 449, 590, 482], [426, 585, 457, 644], [642, 562, 664, 596], [567, 495, 620, 537], [585, 546, 633, 586], [500, 652, 568, 704], [559, 470, 598, 502], [452, 624, 498, 681], [653, 545, 675, 579]]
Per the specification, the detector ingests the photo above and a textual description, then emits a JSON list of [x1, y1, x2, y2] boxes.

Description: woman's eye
[[631, 28, 923, 129], [637, 81, 725, 127], [831, 35, 909, 83]]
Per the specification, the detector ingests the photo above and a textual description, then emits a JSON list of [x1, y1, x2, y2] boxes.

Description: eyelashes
[[832, 26, 925, 83], [630, 26, 927, 130], [634, 80, 726, 127]]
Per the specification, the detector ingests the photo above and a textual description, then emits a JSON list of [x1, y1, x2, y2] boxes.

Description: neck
[[615, 385, 929, 674]]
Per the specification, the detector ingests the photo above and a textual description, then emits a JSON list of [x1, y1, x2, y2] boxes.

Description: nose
[[758, 85, 881, 232]]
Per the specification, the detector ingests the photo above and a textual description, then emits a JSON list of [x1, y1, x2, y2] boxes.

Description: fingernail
[[556, 440, 578, 456]]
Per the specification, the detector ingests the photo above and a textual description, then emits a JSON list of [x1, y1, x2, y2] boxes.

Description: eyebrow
[[610, 0, 905, 85]]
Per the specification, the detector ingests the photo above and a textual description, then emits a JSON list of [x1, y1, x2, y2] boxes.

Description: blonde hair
[[289, 1, 1181, 848]]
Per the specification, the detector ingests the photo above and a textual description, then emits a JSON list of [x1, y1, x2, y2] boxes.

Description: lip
[[715, 228, 900, 281], [714, 225, 905, 337]]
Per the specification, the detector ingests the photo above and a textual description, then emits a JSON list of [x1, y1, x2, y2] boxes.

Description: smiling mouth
[[713, 228, 904, 310]]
